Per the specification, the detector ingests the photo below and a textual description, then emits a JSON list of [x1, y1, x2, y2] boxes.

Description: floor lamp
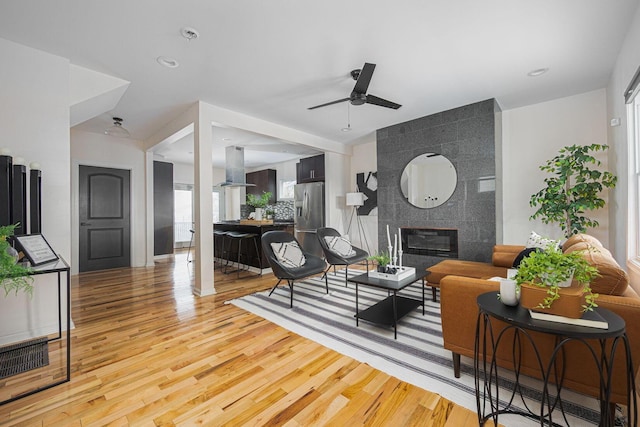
[[345, 192, 371, 254]]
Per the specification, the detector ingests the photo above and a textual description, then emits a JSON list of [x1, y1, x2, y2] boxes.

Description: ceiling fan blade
[[353, 63, 376, 94], [307, 97, 350, 110], [366, 94, 402, 110]]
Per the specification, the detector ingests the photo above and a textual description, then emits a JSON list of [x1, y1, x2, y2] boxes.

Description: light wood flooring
[[0, 252, 483, 426]]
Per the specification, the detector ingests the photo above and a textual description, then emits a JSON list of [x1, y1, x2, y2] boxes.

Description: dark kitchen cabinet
[[246, 169, 277, 203], [297, 154, 325, 183]]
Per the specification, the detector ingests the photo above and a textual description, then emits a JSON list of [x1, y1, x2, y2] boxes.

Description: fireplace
[[401, 227, 458, 258]]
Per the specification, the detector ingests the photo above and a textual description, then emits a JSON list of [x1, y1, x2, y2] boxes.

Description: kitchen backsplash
[[241, 200, 294, 220]]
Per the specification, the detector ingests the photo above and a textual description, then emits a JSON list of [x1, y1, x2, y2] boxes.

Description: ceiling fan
[[308, 63, 402, 110]]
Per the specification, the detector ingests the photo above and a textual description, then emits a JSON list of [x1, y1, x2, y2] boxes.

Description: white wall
[[502, 89, 609, 245], [71, 129, 148, 272], [0, 38, 71, 342], [0, 37, 71, 260], [607, 3, 640, 267], [350, 141, 378, 253], [172, 161, 225, 185]]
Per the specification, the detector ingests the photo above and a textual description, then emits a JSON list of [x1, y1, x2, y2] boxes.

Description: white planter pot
[[254, 208, 263, 221]]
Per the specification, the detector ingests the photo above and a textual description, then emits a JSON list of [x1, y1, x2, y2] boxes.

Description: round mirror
[[400, 153, 457, 208]]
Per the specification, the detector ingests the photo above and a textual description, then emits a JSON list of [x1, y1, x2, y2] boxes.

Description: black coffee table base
[[348, 269, 429, 339], [356, 295, 422, 333]]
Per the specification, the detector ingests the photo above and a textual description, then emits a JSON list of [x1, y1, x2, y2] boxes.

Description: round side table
[[474, 291, 636, 426]]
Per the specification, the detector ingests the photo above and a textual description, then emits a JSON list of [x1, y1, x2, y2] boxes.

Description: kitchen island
[[214, 221, 294, 271]]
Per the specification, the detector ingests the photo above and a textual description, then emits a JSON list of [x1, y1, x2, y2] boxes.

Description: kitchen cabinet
[[297, 154, 325, 183], [246, 169, 277, 203]]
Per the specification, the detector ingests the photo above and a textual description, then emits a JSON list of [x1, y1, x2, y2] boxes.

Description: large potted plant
[[246, 191, 272, 220], [0, 224, 33, 296], [514, 244, 599, 317], [529, 144, 617, 238]]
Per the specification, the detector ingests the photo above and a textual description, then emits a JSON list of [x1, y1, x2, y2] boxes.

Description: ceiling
[[1, 0, 638, 166]]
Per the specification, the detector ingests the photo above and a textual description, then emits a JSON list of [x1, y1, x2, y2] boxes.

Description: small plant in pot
[[368, 251, 395, 274], [514, 244, 599, 315], [246, 191, 272, 220], [0, 224, 33, 297]]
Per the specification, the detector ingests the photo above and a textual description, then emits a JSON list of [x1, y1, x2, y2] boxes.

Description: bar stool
[[213, 229, 228, 268], [223, 231, 262, 278], [186, 229, 195, 263]]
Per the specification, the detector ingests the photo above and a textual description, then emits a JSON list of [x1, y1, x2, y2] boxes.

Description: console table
[[474, 291, 636, 426], [0, 257, 70, 405]]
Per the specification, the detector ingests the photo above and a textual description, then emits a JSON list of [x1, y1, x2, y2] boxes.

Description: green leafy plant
[[514, 244, 599, 312], [529, 144, 617, 238], [368, 251, 391, 268], [246, 191, 272, 209], [0, 224, 33, 296]]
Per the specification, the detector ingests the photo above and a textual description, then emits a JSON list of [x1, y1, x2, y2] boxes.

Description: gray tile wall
[[377, 99, 501, 267]]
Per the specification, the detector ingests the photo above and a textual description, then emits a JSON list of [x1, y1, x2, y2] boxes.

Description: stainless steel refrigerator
[[294, 182, 325, 257]]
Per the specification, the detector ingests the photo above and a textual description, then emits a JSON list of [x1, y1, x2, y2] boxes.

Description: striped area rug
[[228, 272, 603, 426]]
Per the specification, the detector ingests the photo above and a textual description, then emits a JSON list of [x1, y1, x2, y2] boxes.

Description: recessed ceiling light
[[181, 27, 200, 41], [527, 68, 549, 77], [157, 56, 179, 68]]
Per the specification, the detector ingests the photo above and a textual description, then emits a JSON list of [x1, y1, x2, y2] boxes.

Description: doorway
[[78, 165, 131, 272]]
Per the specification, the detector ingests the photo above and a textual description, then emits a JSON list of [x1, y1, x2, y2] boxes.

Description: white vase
[[254, 208, 263, 221], [499, 278, 520, 306]]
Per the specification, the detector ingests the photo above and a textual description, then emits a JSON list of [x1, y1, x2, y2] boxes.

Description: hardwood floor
[[0, 252, 481, 426]]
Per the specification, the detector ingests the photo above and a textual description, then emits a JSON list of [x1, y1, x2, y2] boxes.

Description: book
[[529, 309, 609, 329]]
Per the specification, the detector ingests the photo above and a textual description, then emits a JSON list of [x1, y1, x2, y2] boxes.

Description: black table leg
[[393, 290, 398, 339], [421, 277, 425, 315], [356, 282, 359, 327]]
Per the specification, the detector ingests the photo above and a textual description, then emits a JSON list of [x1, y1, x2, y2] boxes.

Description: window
[[630, 96, 640, 261], [174, 186, 193, 243], [212, 189, 221, 223], [280, 179, 296, 199], [627, 65, 640, 263]]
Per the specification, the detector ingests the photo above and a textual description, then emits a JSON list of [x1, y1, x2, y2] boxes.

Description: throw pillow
[[270, 241, 306, 268], [324, 236, 356, 257], [526, 231, 558, 251], [512, 247, 541, 268]]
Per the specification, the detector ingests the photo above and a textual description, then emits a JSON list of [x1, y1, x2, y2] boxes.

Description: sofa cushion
[[492, 245, 526, 268], [562, 233, 604, 252], [564, 243, 629, 296], [427, 259, 508, 285]]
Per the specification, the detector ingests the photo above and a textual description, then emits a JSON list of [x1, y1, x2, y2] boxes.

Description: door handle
[[80, 222, 92, 226]]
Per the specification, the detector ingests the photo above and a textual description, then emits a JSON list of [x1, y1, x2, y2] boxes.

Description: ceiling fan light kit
[[105, 117, 131, 138], [308, 62, 402, 111]]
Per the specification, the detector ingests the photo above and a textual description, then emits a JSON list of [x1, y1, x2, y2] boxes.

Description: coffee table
[[347, 269, 429, 339]]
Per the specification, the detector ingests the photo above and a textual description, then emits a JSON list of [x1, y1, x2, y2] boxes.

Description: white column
[[144, 151, 155, 267], [193, 102, 215, 296]]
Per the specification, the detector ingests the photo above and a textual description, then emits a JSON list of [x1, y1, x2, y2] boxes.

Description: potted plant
[[368, 251, 393, 274], [0, 224, 33, 296], [529, 143, 617, 238], [514, 244, 599, 317], [246, 191, 272, 220]]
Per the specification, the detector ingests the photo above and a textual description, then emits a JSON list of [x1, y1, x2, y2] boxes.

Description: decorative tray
[[367, 266, 416, 281]]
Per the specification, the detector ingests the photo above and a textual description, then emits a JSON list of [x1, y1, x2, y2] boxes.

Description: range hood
[[217, 146, 255, 187]]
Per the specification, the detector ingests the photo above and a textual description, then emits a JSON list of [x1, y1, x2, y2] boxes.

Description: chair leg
[[268, 279, 283, 296], [288, 280, 294, 308], [252, 237, 262, 276]]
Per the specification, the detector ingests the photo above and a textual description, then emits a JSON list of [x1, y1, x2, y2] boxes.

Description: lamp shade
[[346, 192, 365, 207]]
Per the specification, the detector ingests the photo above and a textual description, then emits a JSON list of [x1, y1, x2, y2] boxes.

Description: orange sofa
[[427, 234, 639, 406]]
